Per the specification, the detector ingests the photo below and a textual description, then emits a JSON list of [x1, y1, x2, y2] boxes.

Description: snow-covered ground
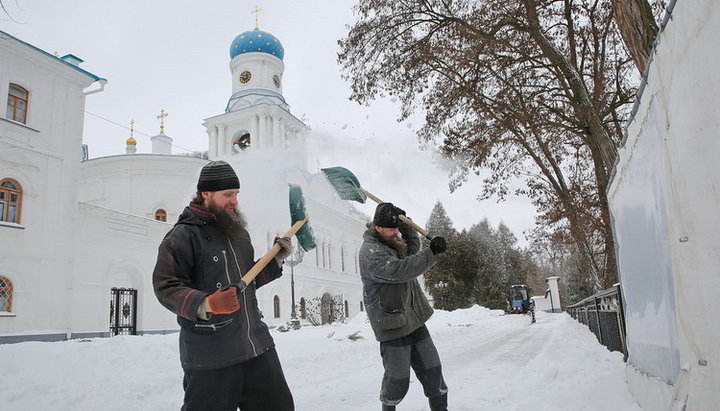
[[0, 307, 639, 410]]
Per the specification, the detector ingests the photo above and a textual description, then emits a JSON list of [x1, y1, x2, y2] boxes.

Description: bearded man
[[359, 202, 449, 411], [153, 160, 294, 411]]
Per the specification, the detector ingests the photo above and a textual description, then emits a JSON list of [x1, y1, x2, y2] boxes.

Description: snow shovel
[[321, 166, 431, 239], [227, 184, 316, 293]]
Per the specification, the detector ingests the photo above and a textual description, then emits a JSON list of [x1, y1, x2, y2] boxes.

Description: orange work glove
[[207, 287, 240, 314]]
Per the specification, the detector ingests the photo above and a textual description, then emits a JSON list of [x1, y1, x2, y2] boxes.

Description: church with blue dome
[[203, 24, 308, 162]]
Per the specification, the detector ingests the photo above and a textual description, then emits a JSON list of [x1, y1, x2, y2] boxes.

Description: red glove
[[207, 287, 240, 314]]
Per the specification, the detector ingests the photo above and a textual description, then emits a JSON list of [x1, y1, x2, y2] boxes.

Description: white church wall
[[608, 1, 720, 409], [73, 204, 178, 336], [1, 31, 102, 342], [79, 154, 207, 221]]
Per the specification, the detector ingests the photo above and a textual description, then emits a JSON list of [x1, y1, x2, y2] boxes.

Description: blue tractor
[[506, 284, 536, 323]]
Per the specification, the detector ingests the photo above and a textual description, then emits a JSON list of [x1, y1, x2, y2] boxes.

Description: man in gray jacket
[[359, 202, 449, 411]]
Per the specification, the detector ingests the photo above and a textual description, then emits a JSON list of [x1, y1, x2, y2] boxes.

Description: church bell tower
[[203, 17, 309, 167]]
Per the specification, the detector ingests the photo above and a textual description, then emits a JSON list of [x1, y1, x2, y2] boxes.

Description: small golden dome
[[126, 136, 137, 145]]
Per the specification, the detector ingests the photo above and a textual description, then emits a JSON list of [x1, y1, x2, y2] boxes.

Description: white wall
[[73, 204, 178, 334], [0, 32, 101, 338], [79, 154, 208, 220], [608, 1, 720, 409]]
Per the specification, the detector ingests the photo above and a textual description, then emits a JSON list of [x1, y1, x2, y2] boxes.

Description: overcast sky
[[1, 0, 537, 244]]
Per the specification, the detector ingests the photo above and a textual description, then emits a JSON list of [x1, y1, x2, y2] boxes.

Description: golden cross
[[251, 5, 262, 29], [130, 119, 135, 137], [156, 109, 168, 133]]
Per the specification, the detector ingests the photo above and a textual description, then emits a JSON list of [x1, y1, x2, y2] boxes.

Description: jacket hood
[[178, 204, 216, 226]]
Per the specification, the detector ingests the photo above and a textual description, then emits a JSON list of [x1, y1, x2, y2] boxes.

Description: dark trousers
[[379, 325, 448, 409], [181, 348, 294, 411]]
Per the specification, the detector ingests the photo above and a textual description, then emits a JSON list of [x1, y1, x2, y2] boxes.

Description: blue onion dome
[[230, 28, 284, 60]]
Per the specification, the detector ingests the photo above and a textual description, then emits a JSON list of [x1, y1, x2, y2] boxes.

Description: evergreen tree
[[425, 201, 456, 238], [423, 202, 467, 310], [424, 207, 548, 311]]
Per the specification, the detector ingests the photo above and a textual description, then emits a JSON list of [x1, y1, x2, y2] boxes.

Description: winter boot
[[381, 404, 396, 411], [429, 393, 448, 411]]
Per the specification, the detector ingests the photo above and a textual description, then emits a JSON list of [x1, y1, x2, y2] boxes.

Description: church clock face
[[273, 74, 281, 88], [239, 70, 252, 84]]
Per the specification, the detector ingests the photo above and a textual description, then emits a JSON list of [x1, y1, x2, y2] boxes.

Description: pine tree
[[423, 201, 466, 309], [425, 201, 455, 239]]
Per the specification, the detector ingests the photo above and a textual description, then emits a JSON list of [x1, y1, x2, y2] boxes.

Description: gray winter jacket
[[359, 223, 436, 342]]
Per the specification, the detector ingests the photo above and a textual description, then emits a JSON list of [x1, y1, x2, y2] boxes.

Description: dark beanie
[[373, 202, 399, 228], [197, 160, 240, 192]]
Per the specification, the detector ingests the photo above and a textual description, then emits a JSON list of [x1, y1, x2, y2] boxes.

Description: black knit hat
[[373, 202, 400, 228], [196, 160, 240, 192]]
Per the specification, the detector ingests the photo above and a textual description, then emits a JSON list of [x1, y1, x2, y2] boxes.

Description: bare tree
[[338, 0, 637, 291]]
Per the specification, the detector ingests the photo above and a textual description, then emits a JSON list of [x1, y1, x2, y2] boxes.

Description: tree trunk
[[524, 0, 620, 290], [612, 0, 660, 73]]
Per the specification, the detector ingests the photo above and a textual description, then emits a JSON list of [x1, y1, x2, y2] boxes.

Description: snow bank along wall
[[607, 1, 720, 409]]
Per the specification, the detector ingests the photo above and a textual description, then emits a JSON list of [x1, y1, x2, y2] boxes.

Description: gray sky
[[1, 0, 537, 244]]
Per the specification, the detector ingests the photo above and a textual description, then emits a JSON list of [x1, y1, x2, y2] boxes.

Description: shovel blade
[[321, 166, 367, 203], [289, 184, 317, 252]]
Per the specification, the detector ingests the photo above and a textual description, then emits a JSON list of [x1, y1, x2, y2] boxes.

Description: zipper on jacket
[[227, 238, 259, 356], [221, 250, 232, 285]]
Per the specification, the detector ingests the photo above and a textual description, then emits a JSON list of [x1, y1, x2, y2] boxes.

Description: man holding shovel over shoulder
[[153, 160, 294, 411], [359, 202, 449, 411]]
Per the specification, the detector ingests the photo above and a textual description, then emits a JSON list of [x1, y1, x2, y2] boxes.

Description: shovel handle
[[359, 188, 431, 239], [237, 218, 308, 288]]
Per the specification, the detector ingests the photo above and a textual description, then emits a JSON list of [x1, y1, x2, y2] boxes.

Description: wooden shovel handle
[[238, 218, 308, 287], [359, 188, 431, 239]]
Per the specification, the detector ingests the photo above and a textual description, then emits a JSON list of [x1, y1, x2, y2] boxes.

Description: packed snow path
[[0, 308, 640, 410]]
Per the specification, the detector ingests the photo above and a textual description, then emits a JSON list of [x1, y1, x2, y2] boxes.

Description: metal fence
[[566, 285, 627, 361]]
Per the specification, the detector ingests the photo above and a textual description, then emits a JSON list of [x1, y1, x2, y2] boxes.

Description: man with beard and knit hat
[[359, 202, 449, 411], [153, 160, 295, 411]]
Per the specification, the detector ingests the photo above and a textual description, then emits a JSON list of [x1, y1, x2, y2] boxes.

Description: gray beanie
[[197, 161, 240, 192]]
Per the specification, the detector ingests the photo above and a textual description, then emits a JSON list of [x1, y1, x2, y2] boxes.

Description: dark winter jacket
[[153, 204, 282, 370], [359, 222, 436, 342]]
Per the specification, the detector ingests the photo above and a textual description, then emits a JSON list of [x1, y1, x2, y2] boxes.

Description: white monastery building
[[0, 26, 367, 343]]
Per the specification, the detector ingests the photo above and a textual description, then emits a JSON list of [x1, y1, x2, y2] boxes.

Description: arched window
[[344, 300, 349, 318], [0, 179, 22, 223], [273, 295, 280, 318], [154, 209, 167, 222], [360, 301, 364, 312], [6, 84, 29, 124], [300, 298, 306, 319], [0, 276, 13, 312]]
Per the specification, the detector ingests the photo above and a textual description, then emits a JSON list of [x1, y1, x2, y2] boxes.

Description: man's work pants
[[379, 325, 448, 409]]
